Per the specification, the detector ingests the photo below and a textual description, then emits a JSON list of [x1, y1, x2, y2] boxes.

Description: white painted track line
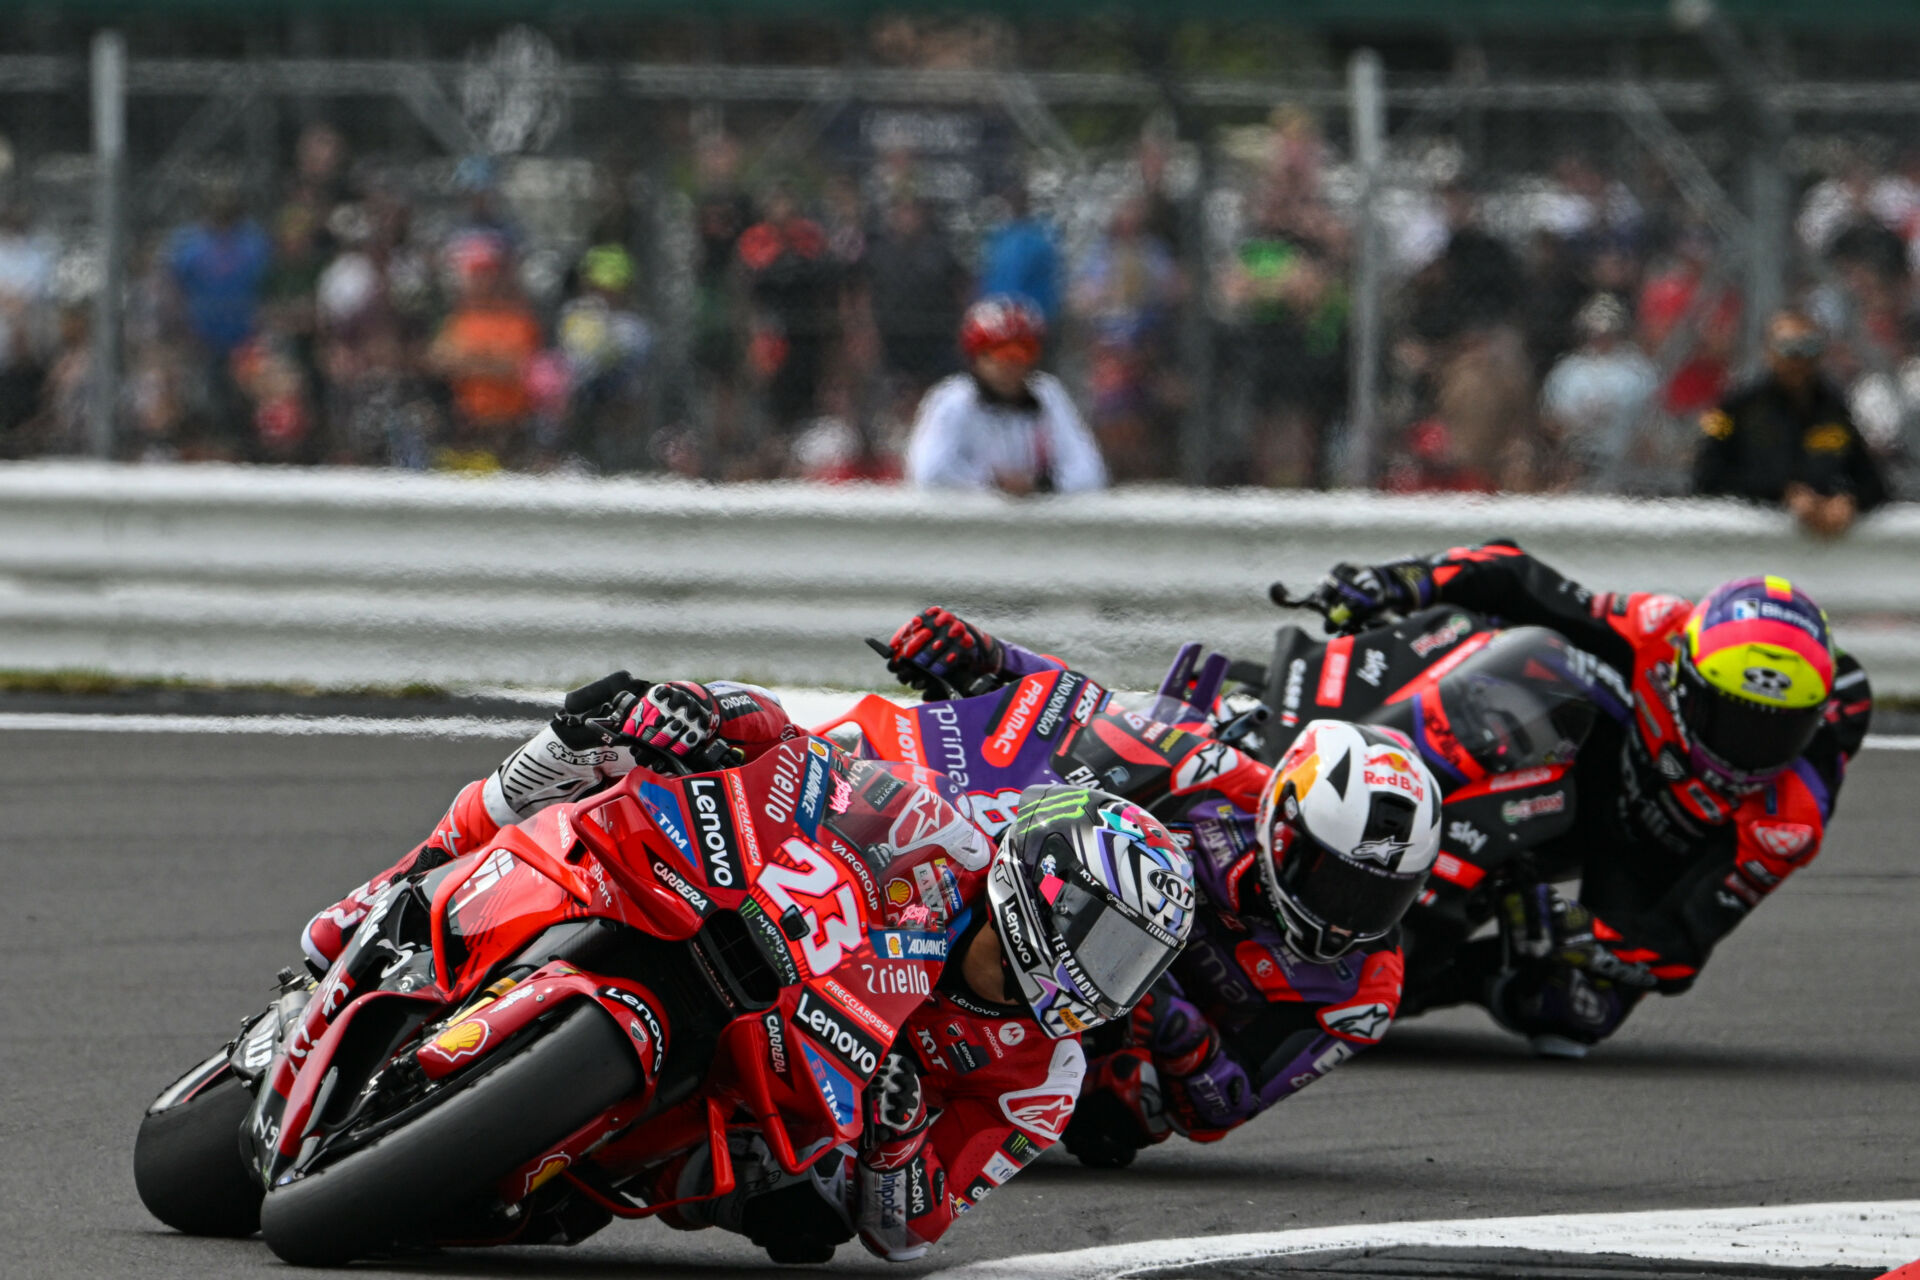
[[924, 1200, 1920, 1279]]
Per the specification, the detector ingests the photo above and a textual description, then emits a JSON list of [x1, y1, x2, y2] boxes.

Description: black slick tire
[[134, 1072, 264, 1237], [259, 1002, 641, 1266]]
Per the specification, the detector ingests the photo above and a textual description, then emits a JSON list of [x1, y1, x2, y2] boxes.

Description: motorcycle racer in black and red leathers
[[300, 672, 1196, 1261], [1310, 543, 1871, 1055], [885, 611, 1440, 1161]]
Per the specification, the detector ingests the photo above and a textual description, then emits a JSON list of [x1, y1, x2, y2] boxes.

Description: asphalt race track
[[4, 727, 1917, 1278]]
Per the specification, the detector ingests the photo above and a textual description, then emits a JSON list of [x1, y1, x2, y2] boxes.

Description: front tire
[[134, 1069, 263, 1237], [259, 1002, 642, 1266]]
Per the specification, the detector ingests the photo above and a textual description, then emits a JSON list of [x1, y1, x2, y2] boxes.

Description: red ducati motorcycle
[[134, 736, 956, 1266]]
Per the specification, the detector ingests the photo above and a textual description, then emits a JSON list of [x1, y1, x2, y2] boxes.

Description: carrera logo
[[1489, 766, 1556, 792], [795, 989, 883, 1077], [684, 777, 739, 887], [762, 1010, 789, 1076], [651, 858, 712, 915], [1752, 822, 1814, 860], [985, 677, 1051, 767]]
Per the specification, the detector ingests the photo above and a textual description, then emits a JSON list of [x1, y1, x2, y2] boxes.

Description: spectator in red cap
[[904, 295, 1106, 494]]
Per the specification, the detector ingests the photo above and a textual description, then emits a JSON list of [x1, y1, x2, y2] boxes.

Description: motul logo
[[985, 678, 1049, 767]]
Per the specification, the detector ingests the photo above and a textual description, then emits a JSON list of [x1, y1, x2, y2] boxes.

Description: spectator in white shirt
[[905, 295, 1107, 494]]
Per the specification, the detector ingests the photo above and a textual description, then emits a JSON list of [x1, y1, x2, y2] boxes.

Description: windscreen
[[1429, 628, 1599, 774]]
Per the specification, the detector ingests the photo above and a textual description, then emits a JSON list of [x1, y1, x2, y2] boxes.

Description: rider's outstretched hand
[[887, 607, 1006, 691], [623, 680, 725, 758], [1313, 561, 1431, 632]]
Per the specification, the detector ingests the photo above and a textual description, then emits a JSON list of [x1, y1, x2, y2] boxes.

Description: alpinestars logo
[[1752, 822, 1814, 859], [1350, 836, 1410, 868], [998, 1039, 1085, 1140], [1320, 1001, 1393, 1042]]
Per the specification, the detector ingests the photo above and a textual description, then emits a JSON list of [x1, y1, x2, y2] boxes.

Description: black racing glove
[[886, 607, 1006, 693], [1500, 884, 1656, 990], [1311, 560, 1434, 632], [553, 670, 651, 748]]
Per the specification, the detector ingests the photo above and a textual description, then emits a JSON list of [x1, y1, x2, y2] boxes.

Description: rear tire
[[259, 1002, 642, 1267], [134, 1072, 263, 1237]]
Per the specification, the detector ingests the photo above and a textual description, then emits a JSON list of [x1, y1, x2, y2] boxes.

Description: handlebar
[[863, 636, 1001, 703], [1269, 580, 1371, 637]]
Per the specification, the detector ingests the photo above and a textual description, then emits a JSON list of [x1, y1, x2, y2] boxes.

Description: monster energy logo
[[1014, 790, 1092, 833]]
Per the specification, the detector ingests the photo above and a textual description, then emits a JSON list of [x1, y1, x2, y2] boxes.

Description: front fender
[[261, 990, 441, 1186], [416, 964, 667, 1086]]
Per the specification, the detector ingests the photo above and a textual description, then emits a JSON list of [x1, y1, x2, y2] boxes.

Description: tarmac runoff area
[[0, 696, 1915, 1279]]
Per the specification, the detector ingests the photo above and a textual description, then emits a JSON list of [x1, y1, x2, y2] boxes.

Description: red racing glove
[[887, 607, 1006, 690]]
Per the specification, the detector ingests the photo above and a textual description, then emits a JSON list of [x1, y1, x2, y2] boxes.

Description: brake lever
[[865, 636, 961, 702]]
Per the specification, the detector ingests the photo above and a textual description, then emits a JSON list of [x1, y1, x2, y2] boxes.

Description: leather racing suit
[[941, 638, 1407, 1142], [1386, 542, 1872, 1044], [300, 680, 1084, 1262]]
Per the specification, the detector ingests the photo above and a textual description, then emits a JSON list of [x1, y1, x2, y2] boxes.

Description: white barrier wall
[[1, 461, 1916, 693]]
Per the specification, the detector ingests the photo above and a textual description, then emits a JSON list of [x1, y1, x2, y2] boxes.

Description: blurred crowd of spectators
[[0, 112, 1910, 511]]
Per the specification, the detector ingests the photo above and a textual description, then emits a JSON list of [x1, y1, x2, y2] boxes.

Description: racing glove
[[481, 671, 649, 825], [624, 680, 726, 759], [860, 1050, 931, 1171], [1499, 884, 1656, 990], [887, 607, 1006, 693], [1134, 986, 1253, 1137], [1311, 560, 1434, 632]]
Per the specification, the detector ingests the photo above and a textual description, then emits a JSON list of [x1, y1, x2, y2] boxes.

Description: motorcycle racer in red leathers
[[885, 611, 1440, 1161], [300, 672, 1196, 1262], [1310, 543, 1871, 1055]]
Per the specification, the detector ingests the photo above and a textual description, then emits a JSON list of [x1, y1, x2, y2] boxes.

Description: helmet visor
[[1676, 657, 1824, 783], [1047, 879, 1178, 1017], [1273, 830, 1426, 941]]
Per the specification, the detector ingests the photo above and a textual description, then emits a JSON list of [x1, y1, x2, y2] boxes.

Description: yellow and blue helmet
[[1671, 576, 1835, 789]]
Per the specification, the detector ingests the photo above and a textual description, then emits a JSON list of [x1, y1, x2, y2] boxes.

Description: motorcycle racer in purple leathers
[[883, 609, 1441, 1162]]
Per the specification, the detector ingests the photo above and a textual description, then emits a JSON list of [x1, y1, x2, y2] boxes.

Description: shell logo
[[425, 1019, 491, 1066], [524, 1153, 572, 1196], [886, 878, 914, 906]]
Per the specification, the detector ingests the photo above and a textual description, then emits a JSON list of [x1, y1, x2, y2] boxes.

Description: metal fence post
[[89, 29, 126, 460], [1342, 48, 1385, 489]]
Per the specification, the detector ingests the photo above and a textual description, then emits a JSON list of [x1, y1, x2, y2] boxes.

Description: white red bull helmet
[[987, 785, 1196, 1039], [1255, 720, 1441, 963]]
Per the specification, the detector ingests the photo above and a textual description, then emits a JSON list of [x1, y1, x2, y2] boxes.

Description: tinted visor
[[1047, 880, 1175, 1015], [1675, 657, 1824, 781], [1274, 831, 1425, 940]]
